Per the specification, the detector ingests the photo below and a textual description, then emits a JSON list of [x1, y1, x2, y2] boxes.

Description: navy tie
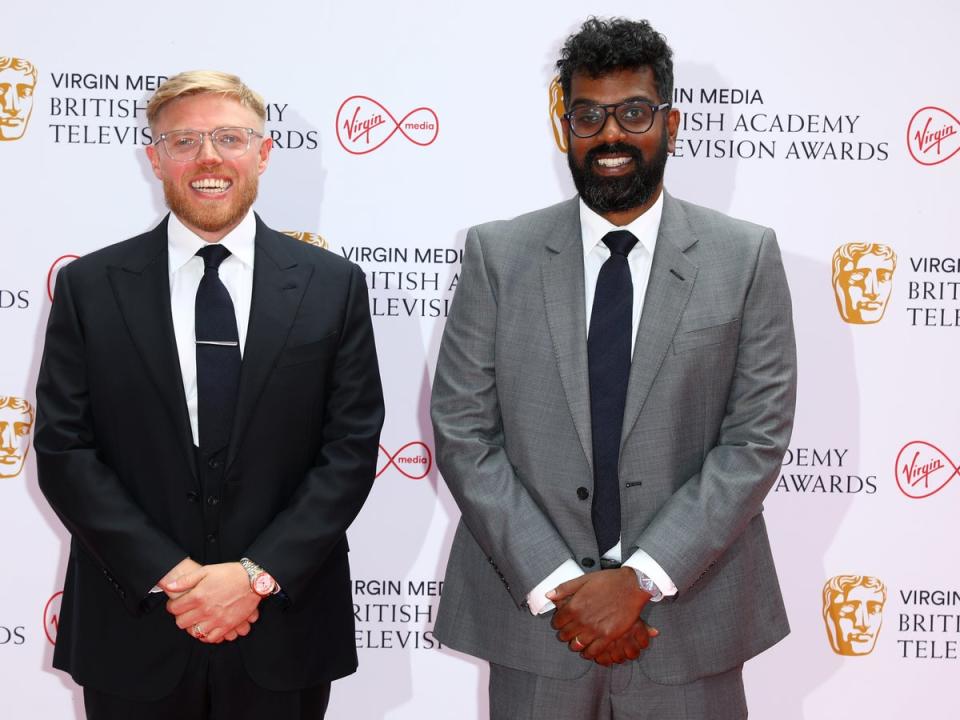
[[195, 244, 241, 456], [588, 229, 638, 555]]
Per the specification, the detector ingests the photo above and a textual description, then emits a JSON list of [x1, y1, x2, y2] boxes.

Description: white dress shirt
[[526, 192, 678, 615], [167, 210, 256, 447]]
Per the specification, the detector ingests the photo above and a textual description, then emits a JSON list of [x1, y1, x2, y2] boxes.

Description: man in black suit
[[35, 70, 384, 719]]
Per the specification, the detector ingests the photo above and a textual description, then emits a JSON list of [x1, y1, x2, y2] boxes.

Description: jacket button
[[186, 491, 199, 502], [576, 487, 589, 500], [581, 557, 595, 568], [208, 457, 221, 469], [206, 496, 219, 506], [206, 533, 217, 543]]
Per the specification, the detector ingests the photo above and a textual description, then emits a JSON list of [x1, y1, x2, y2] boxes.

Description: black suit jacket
[[35, 215, 384, 700]]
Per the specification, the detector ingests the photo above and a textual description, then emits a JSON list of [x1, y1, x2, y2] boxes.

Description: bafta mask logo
[[831, 243, 897, 324], [549, 76, 567, 153], [822, 575, 887, 656], [0, 57, 38, 142], [0, 396, 34, 479], [282, 231, 328, 250]]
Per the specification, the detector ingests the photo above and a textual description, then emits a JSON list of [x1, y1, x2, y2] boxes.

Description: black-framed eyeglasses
[[563, 100, 671, 138], [153, 127, 263, 161]]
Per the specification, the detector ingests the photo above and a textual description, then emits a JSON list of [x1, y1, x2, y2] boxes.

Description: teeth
[[597, 157, 631, 168], [191, 178, 231, 192]]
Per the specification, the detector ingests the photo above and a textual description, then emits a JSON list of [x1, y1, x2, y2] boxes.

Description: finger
[[567, 634, 590, 653], [246, 608, 260, 624], [556, 623, 584, 642], [163, 567, 208, 593], [167, 590, 203, 615], [224, 630, 239, 642], [235, 622, 252, 637], [594, 652, 614, 667], [580, 635, 611, 661], [546, 575, 589, 603], [174, 609, 205, 631]]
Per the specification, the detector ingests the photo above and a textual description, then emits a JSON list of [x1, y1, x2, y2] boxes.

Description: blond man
[[36, 71, 383, 719]]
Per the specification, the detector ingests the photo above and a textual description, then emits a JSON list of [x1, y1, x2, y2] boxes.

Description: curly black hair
[[556, 17, 674, 106]]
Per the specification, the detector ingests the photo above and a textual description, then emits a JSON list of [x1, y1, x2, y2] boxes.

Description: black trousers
[[83, 642, 330, 720]]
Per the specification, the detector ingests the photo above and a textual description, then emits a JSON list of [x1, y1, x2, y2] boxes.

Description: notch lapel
[[621, 193, 699, 444], [541, 199, 594, 475], [107, 218, 197, 484], [226, 218, 313, 470]]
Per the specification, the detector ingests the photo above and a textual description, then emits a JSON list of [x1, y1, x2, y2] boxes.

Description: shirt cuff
[[622, 548, 677, 601], [526, 559, 584, 616]]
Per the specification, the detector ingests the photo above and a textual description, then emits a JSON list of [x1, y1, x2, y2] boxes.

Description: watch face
[[253, 573, 275, 596]]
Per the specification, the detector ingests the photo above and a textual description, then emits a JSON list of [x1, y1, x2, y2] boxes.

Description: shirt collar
[[579, 190, 664, 260], [167, 209, 257, 273]]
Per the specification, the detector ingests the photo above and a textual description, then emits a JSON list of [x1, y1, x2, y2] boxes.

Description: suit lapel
[[621, 193, 699, 444], [541, 199, 594, 475], [226, 217, 313, 470], [107, 217, 198, 483]]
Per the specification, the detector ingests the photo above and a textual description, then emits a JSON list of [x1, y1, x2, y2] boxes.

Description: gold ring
[[192, 623, 206, 639], [571, 635, 585, 651]]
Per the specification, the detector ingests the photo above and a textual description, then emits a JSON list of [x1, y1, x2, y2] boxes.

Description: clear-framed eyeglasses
[[563, 100, 671, 138], [153, 127, 264, 161]]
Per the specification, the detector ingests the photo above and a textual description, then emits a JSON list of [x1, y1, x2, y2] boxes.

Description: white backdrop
[[2, 1, 959, 717]]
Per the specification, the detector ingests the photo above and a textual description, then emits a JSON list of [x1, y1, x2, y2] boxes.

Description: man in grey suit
[[431, 17, 796, 719]]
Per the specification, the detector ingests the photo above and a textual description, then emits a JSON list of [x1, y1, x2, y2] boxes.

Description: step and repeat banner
[[2, 1, 957, 717]]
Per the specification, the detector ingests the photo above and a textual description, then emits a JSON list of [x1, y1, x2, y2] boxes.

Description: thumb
[[546, 574, 588, 602], [163, 567, 207, 592]]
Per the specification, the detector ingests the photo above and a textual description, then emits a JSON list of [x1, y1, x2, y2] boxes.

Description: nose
[[599, 109, 626, 142], [862, 272, 878, 299], [853, 605, 869, 631], [2, 90, 20, 115], [196, 133, 223, 164]]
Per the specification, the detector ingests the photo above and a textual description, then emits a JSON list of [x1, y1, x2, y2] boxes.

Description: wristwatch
[[239, 557, 279, 597], [633, 568, 664, 602]]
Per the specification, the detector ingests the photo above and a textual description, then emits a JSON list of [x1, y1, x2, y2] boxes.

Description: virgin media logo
[[336, 96, 438, 155], [43, 591, 63, 645], [894, 441, 958, 499], [376, 441, 433, 479], [907, 107, 960, 166], [47, 254, 79, 301]]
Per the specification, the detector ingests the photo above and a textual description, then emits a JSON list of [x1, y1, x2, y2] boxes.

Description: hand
[[157, 557, 202, 600], [547, 568, 652, 660], [593, 619, 659, 666], [163, 562, 262, 644]]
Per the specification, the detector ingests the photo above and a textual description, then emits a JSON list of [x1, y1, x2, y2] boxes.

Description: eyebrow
[[568, 95, 655, 108]]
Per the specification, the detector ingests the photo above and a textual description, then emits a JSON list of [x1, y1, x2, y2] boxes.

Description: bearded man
[[431, 18, 797, 720], [35, 70, 384, 719]]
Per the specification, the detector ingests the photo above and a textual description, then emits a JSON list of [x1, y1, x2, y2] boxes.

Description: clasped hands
[[158, 558, 262, 644], [547, 568, 659, 666]]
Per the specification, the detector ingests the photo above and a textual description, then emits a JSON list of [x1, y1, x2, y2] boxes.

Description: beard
[[163, 174, 259, 235], [567, 131, 669, 215]]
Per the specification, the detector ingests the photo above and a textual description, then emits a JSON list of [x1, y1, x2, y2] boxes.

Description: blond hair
[[0, 57, 38, 82], [147, 70, 266, 128]]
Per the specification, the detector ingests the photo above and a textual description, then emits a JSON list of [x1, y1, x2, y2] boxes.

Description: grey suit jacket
[[431, 193, 796, 684]]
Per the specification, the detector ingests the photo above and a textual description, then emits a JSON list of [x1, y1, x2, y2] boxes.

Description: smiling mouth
[[191, 178, 232, 194], [595, 156, 633, 169]]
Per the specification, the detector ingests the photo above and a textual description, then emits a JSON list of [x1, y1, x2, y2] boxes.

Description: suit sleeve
[[431, 227, 573, 607], [632, 228, 797, 593], [243, 263, 384, 603], [35, 265, 187, 614]]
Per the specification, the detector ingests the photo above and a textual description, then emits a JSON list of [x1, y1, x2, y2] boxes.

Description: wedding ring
[[192, 623, 206, 639], [571, 635, 585, 651]]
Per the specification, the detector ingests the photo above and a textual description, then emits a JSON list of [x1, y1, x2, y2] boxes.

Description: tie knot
[[602, 230, 638, 258], [196, 244, 231, 270]]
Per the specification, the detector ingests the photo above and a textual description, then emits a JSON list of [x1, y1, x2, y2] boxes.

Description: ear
[[145, 143, 163, 180], [666, 107, 680, 154], [257, 135, 273, 175]]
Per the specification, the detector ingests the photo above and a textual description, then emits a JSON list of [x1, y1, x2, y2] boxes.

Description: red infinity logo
[[376, 441, 433, 479], [907, 107, 960, 165], [894, 441, 958, 499], [336, 96, 439, 155], [47, 254, 80, 302], [43, 591, 63, 645]]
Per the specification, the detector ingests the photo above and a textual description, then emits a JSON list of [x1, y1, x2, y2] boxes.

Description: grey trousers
[[489, 661, 746, 720]]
